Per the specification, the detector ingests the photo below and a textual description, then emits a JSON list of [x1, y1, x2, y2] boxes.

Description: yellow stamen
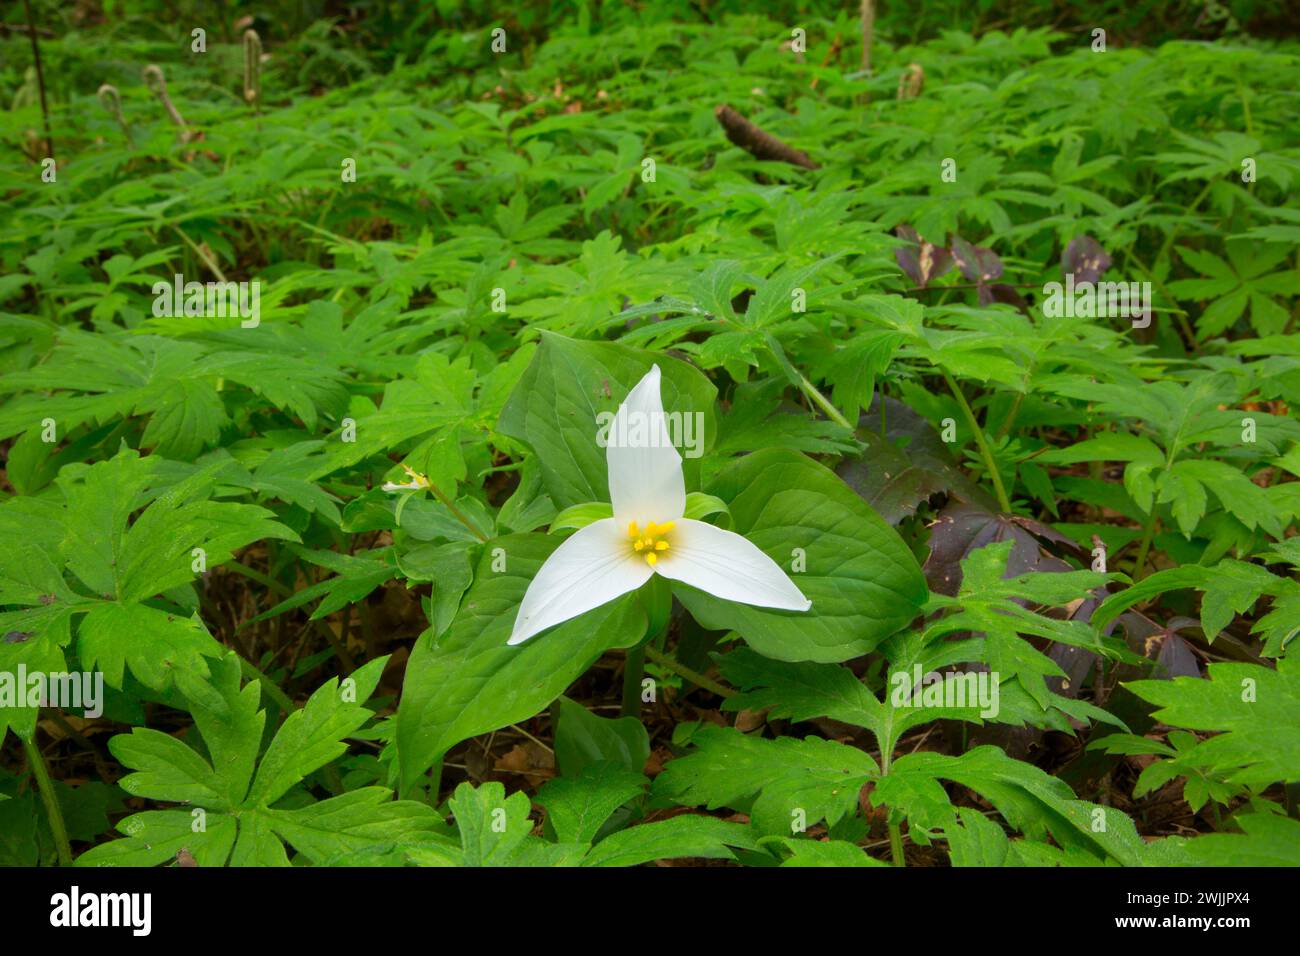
[[399, 464, 431, 489], [626, 517, 674, 565]]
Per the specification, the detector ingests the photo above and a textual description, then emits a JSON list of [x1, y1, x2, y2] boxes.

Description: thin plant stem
[[797, 371, 853, 429], [1154, 178, 1215, 273], [22, 735, 72, 866], [424, 479, 490, 543], [644, 644, 734, 699], [621, 644, 647, 717], [1131, 511, 1159, 581], [888, 822, 906, 866], [21, 0, 53, 161], [172, 225, 228, 282], [942, 371, 1012, 513]]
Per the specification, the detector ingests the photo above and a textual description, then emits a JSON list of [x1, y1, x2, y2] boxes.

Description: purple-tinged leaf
[[1062, 235, 1111, 285], [950, 235, 1004, 283], [894, 225, 953, 287]]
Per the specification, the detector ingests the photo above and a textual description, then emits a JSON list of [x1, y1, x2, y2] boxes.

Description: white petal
[[508, 518, 654, 645], [607, 365, 685, 527], [653, 519, 811, 611]]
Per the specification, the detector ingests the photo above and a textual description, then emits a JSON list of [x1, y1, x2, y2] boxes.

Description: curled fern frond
[[243, 29, 263, 106], [897, 62, 924, 100], [96, 83, 132, 144], [141, 63, 192, 143]]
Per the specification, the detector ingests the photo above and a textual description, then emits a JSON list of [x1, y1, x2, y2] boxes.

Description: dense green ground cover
[[0, 2, 1297, 867]]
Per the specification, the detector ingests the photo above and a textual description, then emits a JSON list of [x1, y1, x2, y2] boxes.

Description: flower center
[[627, 520, 674, 566]]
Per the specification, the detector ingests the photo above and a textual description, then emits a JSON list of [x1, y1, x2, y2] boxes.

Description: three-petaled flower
[[508, 365, 810, 645]]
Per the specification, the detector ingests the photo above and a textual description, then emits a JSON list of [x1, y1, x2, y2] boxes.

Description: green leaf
[[535, 764, 648, 845], [552, 696, 649, 777], [581, 814, 759, 867], [395, 533, 647, 795], [1126, 657, 1300, 788], [655, 723, 878, 835], [674, 449, 927, 663], [1094, 560, 1297, 647], [79, 655, 436, 866], [497, 332, 717, 509], [878, 746, 1183, 864], [718, 647, 882, 735], [1181, 813, 1300, 866], [549, 501, 613, 531], [924, 540, 1115, 708], [772, 838, 887, 867]]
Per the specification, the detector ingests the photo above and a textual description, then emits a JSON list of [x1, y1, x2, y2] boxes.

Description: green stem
[[1132, 511, 1159, 581], [942, 371, 1012, 513], [22, 734, 72, 866], [644, 644, 734, 699], [227, 559, 292, 597], [798, 371, 854, 429], [888, 822, 906, 867], [171, 225, 228, 282], [425, 480, 490, 543], [879, 745, 904, 866], [994, 391, 1025, 441], [238, 658, 297, 714], [1154, 179, 1215, 273], [621, 644, 647, 717]]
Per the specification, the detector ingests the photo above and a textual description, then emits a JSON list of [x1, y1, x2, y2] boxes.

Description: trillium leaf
[[395, 533, 647, 795], [672, 449, 927, 663], [552, 696, 649, 777], [497, 332, 718, 509]]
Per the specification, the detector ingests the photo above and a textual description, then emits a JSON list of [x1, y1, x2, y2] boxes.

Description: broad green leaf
[[395, 533, 646, 794], [674, 449, 927, 663], [497, 332, 717, 509], [535, 764, 648, 845], [552, 696, 649, 777]]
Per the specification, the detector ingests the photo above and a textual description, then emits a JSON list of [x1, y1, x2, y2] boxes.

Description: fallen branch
[[714, 104, 819, 170]]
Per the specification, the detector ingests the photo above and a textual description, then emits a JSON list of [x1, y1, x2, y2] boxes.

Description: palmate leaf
[[923, 540, 1118, 708], [1125, 656, 1300, 789], [1168, 241, 1299, 338], [1093, 557, 1300, 654], [0, 449, 297, 738], [405, 778, 759, 868], [1180, 813, 1300, 866], [0, 334, 225, 460], [78, 655, 438, 867], [653, 722, 879, 836], [877, 745, 1188, 865]]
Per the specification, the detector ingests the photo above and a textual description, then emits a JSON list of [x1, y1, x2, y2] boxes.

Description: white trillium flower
[[508, 365, 811, 646], [382, 464, 432, 493]]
